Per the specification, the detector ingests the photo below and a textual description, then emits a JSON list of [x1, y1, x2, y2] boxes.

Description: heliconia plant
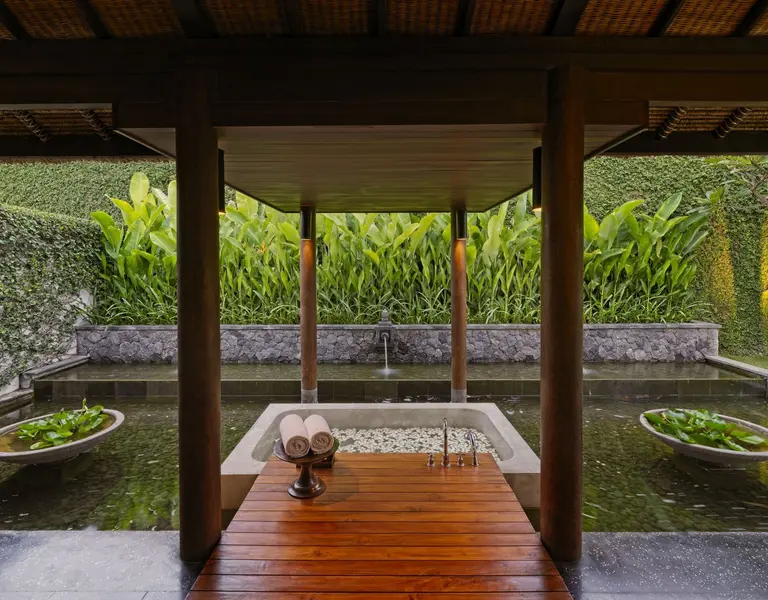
[[88, 173, 714, 326]]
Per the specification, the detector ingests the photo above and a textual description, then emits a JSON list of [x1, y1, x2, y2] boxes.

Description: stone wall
[[77, 322, 719, 363]]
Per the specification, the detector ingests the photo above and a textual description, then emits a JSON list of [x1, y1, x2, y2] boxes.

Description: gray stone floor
[[559, 532, 768, 600], [0, 531, 197, 600]]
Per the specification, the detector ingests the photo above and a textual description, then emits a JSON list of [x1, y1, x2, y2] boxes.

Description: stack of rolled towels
[[279, 414, 335, 458]]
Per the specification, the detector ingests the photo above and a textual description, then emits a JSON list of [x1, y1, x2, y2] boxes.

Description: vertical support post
[[451, 207, 468, 403], [540, 66, 585, 562], [300, 206, 318, 404], [176, 68, 221, 562]]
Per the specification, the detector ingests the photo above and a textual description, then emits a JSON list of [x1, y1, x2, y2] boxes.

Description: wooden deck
[[188, 453, 572, 599]]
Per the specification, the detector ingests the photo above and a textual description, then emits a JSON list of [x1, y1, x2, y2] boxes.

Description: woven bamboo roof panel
[[471, 0, 553, 35], [750, 7, 768, 35], [576, 0, 667, 36], [388, 0, 460, 35], [649, 107, 768, 131], [89, 0, 182, 38], [0, 109, 113, 136], [5, 0, 94, 39], [300, 0, 368, 35], [201, 0, 283, 35], [665, 0, 754, 36]]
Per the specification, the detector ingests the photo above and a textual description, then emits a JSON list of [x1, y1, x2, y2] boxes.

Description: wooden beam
[[540, 65, 584, 563], [451, 207, 468, 404], [369, 0, 387, 36], [12, 110, 50, 141], [299, 205, 317, 404], [7, 37, 768, 76], [176, 68, 221, 563], [656, 106, 687, 139], [649, 0, 686, 36], [0, 134, 159, 158], [548, 0, 590, 35], [74, 0, 110, 39], [0, 1, 28, 40], [455, 0, 476, 36], [171, 0, 216, 38], [281, 0, 304, 36], [605, 130, 768, 155], [734, 0, 768, 36]]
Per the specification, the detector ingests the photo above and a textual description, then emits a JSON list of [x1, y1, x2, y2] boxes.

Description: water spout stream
[[383, 334, 389, 371]]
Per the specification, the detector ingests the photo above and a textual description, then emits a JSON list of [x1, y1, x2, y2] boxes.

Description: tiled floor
[[0, 531, 197, 600], [559, 532, 768, 600]]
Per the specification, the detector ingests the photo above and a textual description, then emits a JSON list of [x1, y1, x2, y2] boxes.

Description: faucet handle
[[457, 453, 465, 467], [426, 452, 435, 468]]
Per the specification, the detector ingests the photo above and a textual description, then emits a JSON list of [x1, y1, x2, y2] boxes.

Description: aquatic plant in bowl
[[640, 408, 768, 466], [0, 400, 124, 465]]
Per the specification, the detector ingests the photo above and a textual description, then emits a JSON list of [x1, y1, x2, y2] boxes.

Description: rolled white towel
[[305, 414, 334, 454], [279, 414, 310, 458]]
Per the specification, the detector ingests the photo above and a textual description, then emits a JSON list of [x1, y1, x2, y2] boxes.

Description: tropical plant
[[87, 173, 713, 326], [644, 408, 766, 452], [15, 400, 107, 450]]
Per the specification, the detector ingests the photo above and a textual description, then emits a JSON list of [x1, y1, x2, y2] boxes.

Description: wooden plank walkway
[[188, 453, 571, 600]]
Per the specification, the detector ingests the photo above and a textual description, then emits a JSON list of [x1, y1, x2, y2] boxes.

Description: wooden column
[[300, 206, 318, 404], [540, 66, 585, 562], [451, 208, 468, 403], [176, 69, 221, 562]]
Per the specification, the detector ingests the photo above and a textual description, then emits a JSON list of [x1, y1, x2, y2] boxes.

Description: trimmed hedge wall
[[0, 204, 101, 386], [0, 161, 176, 221]]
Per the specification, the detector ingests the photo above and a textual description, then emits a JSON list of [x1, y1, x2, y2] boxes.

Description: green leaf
[[129, 172, 150, 205]]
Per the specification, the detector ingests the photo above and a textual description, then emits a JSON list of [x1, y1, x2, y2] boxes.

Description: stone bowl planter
[[0, 409, 124, 465], [640, 409, 768, 466]]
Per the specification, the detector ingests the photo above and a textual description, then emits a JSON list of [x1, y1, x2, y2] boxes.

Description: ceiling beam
[[79, 108, 111, 140], [733, 0, 768, 36], [7, 37, 768, 76], [648, 0, 686, 36], [170, 0, 216, 38], [12, 110, 50, 141], [605, 130, 768, 155], [548, 0, 590, 35], [0, 134, 160, 158], [713, 107, 752, 138], [455, 0, 476, 36], [0, 1, 29, 40], [369, 0, 387, 36], [74, 0, 110, 39], [281, 0, 304, 36], [655, 106, 687, 139]]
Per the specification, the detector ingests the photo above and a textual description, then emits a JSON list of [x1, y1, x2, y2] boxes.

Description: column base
[[451, 388, 467, 403], [301, 388, 318, 404]]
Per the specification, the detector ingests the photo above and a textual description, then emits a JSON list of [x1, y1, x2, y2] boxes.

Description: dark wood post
[[300, 206, 318, 403], [451, 208, 468, 403], [176, 68, 222, 562], [540, 66, 585, 562]]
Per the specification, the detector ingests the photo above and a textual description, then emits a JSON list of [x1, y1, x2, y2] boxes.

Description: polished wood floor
[[188, 452, 571, 599]]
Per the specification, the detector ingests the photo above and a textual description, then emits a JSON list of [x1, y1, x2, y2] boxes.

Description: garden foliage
[[0, 205, 100, 386], [88, 173, 712, 327]]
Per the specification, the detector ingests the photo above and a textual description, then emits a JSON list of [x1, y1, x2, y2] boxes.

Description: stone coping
[[78, 322, 721, 331], [220, 402, 540, 510]]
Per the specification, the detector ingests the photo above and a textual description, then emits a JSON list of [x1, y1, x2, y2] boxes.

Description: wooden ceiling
[[121, 124, 635, 212]]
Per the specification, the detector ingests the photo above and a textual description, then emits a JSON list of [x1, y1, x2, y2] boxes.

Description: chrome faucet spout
[[441, 418, 450, 467], [466, 430, 479, 467]]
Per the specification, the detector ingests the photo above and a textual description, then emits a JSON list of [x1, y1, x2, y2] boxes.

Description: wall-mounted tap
[[375, 309, 394, 349], [466, 430, 479, 466], [441, 418, 450, 467]]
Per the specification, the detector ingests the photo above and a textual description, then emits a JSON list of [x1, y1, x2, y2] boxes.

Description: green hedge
[[0, 161, 176, 221], [0, 204, 101, 386], [586, 156, 767, 355]]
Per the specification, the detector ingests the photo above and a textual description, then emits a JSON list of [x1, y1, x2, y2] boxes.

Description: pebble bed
[[331, 427, 500, 459]]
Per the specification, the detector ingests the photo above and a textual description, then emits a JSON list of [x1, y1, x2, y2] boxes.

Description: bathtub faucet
[[466, 430, 479, 467]]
